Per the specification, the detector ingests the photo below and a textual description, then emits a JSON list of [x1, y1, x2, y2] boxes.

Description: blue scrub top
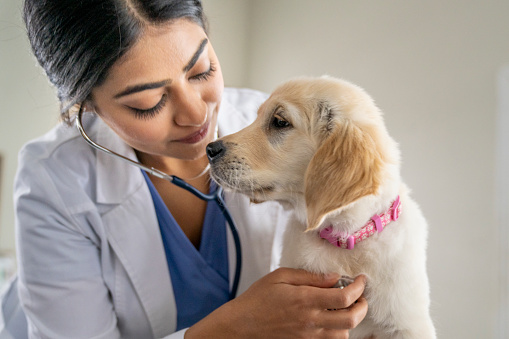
[[142, 171, 230, 330]]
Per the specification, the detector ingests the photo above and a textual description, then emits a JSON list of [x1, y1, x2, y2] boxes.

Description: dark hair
[[23, 0, 208, 124]]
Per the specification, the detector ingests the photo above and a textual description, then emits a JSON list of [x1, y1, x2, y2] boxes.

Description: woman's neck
[[136, 150, 211, 248]]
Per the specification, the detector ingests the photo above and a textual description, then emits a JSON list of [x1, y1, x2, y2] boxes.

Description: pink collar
[[318, 196, 402, 250]]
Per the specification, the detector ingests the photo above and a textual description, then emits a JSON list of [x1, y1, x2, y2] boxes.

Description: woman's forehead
[[97, 19, 208, 93]]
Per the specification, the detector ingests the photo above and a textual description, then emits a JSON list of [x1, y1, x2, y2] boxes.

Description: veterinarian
[[0, 1, 369, 338]]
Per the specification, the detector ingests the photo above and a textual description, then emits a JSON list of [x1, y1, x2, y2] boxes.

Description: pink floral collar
[[318, 196, 402, 250]]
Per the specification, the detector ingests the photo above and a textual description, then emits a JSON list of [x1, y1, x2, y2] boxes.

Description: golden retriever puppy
[[207, 76, 436, 338]]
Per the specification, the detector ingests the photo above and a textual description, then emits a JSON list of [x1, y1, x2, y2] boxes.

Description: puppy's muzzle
[[206, 140, 226, 163]]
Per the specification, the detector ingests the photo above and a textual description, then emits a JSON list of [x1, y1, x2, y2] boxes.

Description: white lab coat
[[5, 88, 289, 339]]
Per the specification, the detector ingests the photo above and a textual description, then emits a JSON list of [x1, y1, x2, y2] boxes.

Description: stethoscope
[[75, 104, 242, 300]]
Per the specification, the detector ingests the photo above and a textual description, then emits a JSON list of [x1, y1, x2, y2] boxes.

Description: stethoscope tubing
[[76, 107, 242, 300]]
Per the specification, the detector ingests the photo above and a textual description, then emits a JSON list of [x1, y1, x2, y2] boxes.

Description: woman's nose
[[172, 85, 207, 127]]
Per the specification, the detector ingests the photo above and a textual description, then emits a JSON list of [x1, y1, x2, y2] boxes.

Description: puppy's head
[[208, 76, 398, 230]]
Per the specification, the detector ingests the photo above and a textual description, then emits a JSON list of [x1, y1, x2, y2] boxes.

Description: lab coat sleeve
[[14, 158, 121, 339]]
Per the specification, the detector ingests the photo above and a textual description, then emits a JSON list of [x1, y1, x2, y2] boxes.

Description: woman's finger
[[270, 267, 340, 288], [312, 274, 367, 310], [317, 296, 369, 330]]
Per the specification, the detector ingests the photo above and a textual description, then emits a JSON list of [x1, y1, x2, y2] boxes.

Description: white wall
[[1, 0, 507, 337], [0, 0, 59, 253], [202, 0, 251, 88], [496, 66, 509, 339]]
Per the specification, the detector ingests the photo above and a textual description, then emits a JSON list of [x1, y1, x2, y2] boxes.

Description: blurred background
[[1, 0, 508, 337]]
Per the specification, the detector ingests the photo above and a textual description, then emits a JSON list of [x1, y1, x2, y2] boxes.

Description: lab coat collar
[[93, 117, 145, 205], [217, 96, 252, 138]]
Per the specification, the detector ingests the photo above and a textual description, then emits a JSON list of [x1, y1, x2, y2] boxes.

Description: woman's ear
[[304, 121, 383, 231], [82, 99, 97, 113]]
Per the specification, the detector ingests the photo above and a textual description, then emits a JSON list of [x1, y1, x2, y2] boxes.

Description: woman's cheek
[[113, 118, 166, 150]]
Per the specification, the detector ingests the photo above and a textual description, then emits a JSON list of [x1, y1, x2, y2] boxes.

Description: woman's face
[[90, 19, 224, 162]]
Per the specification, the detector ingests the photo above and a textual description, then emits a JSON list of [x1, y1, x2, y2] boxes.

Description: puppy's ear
[[304, 121, 382, 231]]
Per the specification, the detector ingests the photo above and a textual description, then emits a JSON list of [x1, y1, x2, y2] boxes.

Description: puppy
[[207, 76, 436, 338]]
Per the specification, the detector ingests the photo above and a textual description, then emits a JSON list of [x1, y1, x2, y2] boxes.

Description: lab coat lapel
[[100, 186, 176, 337], [92, 117, 176, 337]]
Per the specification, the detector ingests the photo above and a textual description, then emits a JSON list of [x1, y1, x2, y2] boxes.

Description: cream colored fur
[[209, 76, 436, 338]]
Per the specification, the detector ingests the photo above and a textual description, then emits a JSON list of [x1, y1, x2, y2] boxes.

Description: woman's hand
[[185, 267, 368, 339]]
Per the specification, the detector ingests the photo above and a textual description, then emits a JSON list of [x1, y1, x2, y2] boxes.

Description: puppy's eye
[[271, 115, 291, 129]]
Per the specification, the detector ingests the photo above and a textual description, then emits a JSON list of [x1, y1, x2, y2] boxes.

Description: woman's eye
[[130, 94, 167, 120], [271, 114, 291, 129], [190, 62, 216, 81]]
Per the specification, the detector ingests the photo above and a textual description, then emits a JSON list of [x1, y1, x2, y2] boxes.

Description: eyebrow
[[114, 80, 170, 99], [113, 38, 209, 99], [183, 38, 209, 72]]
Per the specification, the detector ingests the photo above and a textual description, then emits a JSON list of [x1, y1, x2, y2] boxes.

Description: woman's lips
[[175, 122, 210, 144]]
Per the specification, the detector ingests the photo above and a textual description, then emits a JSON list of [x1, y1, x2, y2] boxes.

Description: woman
[[10, 0, 369, 338]]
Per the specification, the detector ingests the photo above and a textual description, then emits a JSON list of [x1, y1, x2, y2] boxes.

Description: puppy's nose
[[206, 140, 226, 163]]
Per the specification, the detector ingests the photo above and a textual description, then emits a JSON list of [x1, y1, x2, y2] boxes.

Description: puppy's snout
[[206, 140, 226, 163]]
